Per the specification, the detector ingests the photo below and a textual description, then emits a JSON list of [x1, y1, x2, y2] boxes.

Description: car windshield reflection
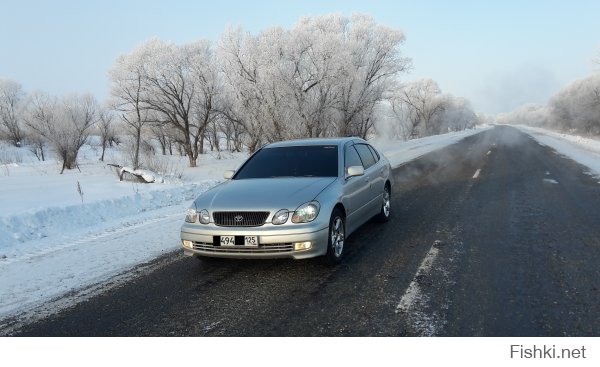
[[234, 145, 338, 179]]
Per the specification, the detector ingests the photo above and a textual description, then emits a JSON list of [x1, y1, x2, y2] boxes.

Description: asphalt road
[[9, 126, 600, 336]]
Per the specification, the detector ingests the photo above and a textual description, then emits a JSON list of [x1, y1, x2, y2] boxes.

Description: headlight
[[272, 209, 289, 225], [199, 209, 210, 224], [185, 208, 198, 223], [185, 208, 210, 224], [292, 201, 320, 223]]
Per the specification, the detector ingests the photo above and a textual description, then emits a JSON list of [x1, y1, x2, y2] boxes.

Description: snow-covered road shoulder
[[514, 125, 600, 179], [0, 181, 220, 249], [373, 127, 491, 168]]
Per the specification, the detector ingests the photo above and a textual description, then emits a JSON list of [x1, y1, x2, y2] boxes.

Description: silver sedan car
[[180, 137, 392, 264]]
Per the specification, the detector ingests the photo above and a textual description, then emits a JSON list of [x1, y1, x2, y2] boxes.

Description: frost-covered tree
[[218, 14, 410, 149], [433, 96, 478, 133], [97, 107, 115, 161], [378, 88, 476, 140], [506, 72, 600, 135], [548, 73, 600, 134], [379, 99, 414, 140], [333, 14, 409, 138], [107, 14, 414, 156], [187, 40, 221, 159], [0, 79, 26, 147], [283, 17, 342, 138], [217, 99, 245, 152], [26, 132, 47, 161], [109, 42, 156, 169], [149, 121, 176, 155], [111, 38, 220, 167], [218, 26, 276, 153], [25, 92, 98, 173], [496, 103, 549, 127], [390, 79, 447, 137]]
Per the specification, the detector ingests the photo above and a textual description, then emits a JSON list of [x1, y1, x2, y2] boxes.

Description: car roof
[[264, 137, 365, 149]]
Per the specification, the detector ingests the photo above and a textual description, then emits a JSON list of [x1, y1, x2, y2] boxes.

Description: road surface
[[7, 126, 600, 336]]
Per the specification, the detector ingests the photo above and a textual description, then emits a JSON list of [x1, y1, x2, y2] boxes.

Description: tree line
[[0, 14, 480, 173], [497, 66, 600, 135]]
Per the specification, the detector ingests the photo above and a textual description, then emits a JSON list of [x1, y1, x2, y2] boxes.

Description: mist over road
[[9, 126, 600, 336]]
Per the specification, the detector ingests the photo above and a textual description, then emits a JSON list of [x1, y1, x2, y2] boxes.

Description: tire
[[325, 208, 346, 265], [376, 184, 391, 223]]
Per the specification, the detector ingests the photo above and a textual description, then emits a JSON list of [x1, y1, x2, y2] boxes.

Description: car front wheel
[[325, 208, 345, 265]]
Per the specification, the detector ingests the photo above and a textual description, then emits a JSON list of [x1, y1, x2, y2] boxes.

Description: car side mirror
[[223, 170, 235, 180], [346, 166, 364, 178]]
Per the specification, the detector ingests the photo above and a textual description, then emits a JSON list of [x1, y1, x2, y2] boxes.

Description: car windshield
[[234, 145, 338, 179]]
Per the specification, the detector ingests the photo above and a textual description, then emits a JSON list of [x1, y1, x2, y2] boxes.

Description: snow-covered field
[[0, 126, 491, 324]]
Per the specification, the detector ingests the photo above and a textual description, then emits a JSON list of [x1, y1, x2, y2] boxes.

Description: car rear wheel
[[325, 208, 345, 265], [376, 184, 391, 223]]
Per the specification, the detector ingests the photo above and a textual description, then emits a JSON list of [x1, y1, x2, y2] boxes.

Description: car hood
[[194, 177, 336, 211]]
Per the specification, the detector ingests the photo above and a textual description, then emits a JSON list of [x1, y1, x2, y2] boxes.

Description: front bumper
[[180, 222, 329, 259]]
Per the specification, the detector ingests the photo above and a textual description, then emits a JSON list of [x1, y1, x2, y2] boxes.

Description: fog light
[[293, 241, 312, 251], [182, 240, 193, 249]]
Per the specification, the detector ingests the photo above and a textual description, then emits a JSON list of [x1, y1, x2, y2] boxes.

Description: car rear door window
[[345, 145, 363, 170], [367, 144, 380, 162], [354, 144, 376, 169]]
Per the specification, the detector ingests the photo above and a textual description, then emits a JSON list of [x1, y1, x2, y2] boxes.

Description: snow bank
[[373, 126, 492, 168], [515, 125, 600, 178], [0, 180, 221, 250]]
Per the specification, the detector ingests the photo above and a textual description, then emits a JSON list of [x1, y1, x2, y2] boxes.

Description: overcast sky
[[1, 0, 599, 116]]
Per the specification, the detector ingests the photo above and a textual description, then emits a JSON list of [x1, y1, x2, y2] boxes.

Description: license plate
[[219, 235, 236, 246], [244, 236, 258, 247], [217, 235, 259, 247]]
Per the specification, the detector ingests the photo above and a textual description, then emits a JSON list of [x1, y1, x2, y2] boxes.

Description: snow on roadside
[[0, 147, 246, 323], [0, 128, 491, 323], [372, 126, 492, 168], [0, 181, 219, 249], [514, 125, 600, 179]]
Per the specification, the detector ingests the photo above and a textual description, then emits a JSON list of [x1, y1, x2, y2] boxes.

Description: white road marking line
[[396, 241, 442, 336], [396, 245, 439, 313], [486, 150, 491, 156], [472, 169, 481, 179], [543, 178, 559, 184]]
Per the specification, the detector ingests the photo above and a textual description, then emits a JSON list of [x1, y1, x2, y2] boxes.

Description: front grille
[[193, 242, 294, 254], [213, 211, 270, 227]]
